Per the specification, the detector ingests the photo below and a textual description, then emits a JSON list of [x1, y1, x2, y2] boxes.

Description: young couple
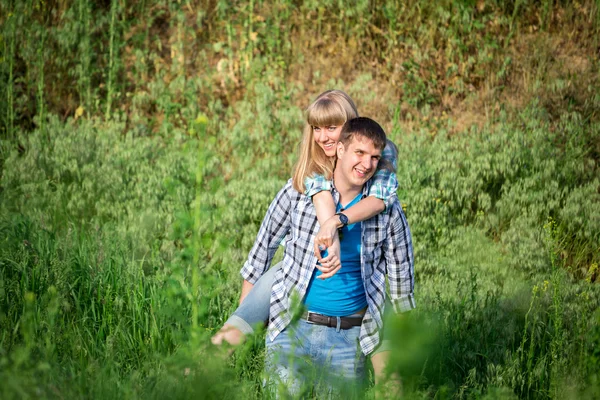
[[212, 90, 415, 395]]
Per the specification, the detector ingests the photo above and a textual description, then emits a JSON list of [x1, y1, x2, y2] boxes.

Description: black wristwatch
[[336, 212, 349, 228]]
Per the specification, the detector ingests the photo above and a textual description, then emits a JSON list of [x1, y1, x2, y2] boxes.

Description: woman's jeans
[[225, 262, 280, 334]]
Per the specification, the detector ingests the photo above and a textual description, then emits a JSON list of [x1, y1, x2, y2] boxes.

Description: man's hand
[[314, 233, 342, 279]]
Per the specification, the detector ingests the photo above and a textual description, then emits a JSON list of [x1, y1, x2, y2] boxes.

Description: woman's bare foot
[[211, 324, 245, 346]]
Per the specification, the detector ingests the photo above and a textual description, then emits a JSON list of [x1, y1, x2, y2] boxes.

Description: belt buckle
[[306, 311, 317, 324]]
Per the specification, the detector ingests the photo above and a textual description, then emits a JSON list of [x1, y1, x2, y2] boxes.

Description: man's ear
[[337, 142, 345, 158]]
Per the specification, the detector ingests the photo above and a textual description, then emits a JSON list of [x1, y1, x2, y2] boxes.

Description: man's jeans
[[264, 319, 365, 397]]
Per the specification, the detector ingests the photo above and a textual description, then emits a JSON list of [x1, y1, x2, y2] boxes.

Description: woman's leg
[[211, 262, 280, 346]]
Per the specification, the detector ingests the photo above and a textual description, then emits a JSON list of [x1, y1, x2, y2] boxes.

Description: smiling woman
[[312, 125, 343, 157], [292, 90, 360, 193]]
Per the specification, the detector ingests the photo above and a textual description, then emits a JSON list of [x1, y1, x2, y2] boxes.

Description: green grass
[[2, 99, 599, 398], [1, 0, 599, 398]]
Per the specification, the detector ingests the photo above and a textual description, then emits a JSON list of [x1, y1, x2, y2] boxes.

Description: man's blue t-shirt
[[303, 193, 367, 316]]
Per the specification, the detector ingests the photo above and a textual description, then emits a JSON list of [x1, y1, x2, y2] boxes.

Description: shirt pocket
[[290, 198, 317, 242]]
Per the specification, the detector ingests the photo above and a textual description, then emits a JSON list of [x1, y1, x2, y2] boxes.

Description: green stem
[[191, 121, 207, 338], [246, 0, 254, 71], [78, 0, 92, 114], [504, 0, 524, 48], [541, 0, 553, 31], [595, 0, 600, 50], [227, 21, 234, 73], [106, 0, 118, 120], [177, 5, 185, 106], [6, 9, 15, 139], [550, 264, 563, 395], [37, 25, 46, 136]]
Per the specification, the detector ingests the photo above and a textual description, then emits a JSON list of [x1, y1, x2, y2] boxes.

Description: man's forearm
[[239, 279, 255, 305]]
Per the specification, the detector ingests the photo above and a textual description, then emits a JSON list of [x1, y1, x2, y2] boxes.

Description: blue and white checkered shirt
[[240, 177, 415, 355], [304, 139, 399, 210]]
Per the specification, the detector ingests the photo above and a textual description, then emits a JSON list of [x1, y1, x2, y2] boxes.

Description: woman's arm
[[309, 186, 387, 279], [307, 178, 387, 231], [312, 190, 336, 223], [313, 195, 384, 277], [313, 195, 384, 279], [318, 196, 385, 239], [305, 177, 341, 277], [312, 140, 399, 270], [307, 140, 398, 278], [311, 191, 342, 278]]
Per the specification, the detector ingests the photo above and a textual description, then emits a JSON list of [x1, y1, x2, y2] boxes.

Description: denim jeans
[[225, 262, 281, 334], [264, 319, 365, 397]]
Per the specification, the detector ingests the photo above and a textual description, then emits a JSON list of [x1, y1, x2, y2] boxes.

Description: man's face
[[336, 135, 382, 188]]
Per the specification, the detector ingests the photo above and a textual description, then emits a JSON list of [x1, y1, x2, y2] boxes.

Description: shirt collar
[[330, 179, 371, 205]]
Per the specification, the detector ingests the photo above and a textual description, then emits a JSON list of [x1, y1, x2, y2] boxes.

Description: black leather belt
[[302, 311, 363, 330]]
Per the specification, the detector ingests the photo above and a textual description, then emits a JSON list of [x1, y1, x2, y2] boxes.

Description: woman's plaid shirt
[[240, 179, 415, 355]]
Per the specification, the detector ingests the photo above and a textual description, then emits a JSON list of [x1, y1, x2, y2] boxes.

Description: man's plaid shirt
[[305, 139, 399, 210], [240, 177, 415, 355]]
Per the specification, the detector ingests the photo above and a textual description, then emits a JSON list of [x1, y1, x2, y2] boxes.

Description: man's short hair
[[339, 117, 387, 150]]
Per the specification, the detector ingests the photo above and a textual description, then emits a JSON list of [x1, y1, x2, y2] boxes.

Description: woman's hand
[[314, 214, 340, 253], [314, 232, 342, 279]]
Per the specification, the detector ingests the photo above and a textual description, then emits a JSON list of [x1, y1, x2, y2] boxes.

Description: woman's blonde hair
[[292, 90, 359, 193]]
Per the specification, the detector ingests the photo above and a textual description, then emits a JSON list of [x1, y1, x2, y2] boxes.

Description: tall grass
[[2, 94, 599, 398], [36, 18, 46, 136], [1, 0, 599, 398], [2, 4, 16, 139], [105, 0, 120, 119], [77, 0, 92, 114]]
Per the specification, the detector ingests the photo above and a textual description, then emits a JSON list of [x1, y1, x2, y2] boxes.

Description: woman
[[212, 90, 398, 378]]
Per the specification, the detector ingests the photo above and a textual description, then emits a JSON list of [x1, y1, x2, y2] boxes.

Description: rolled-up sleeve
[[368, 170, 398, 210], [304, 174, 332, 198], [240, 181, 294, 284], [385, 202, 415, 313], [369, 140, 399, 210]]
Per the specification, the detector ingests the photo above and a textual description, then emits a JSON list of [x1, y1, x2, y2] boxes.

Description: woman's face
[[312, 125, 343, 157]]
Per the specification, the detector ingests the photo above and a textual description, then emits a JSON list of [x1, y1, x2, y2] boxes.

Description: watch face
[[339, 213, 349, 226]]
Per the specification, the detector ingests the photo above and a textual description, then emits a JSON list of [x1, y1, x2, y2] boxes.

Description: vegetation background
[[1, 0, 599, 398]]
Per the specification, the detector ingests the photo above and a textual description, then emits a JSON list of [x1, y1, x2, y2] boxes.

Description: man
[[240, 117, 415, 395]]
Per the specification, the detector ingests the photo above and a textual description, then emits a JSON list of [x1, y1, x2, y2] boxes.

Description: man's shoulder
[[386, 195, 402, 212], [277, 179, 306, 202], [387, 196, 408, 221], [282, 179, 301, 194]]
